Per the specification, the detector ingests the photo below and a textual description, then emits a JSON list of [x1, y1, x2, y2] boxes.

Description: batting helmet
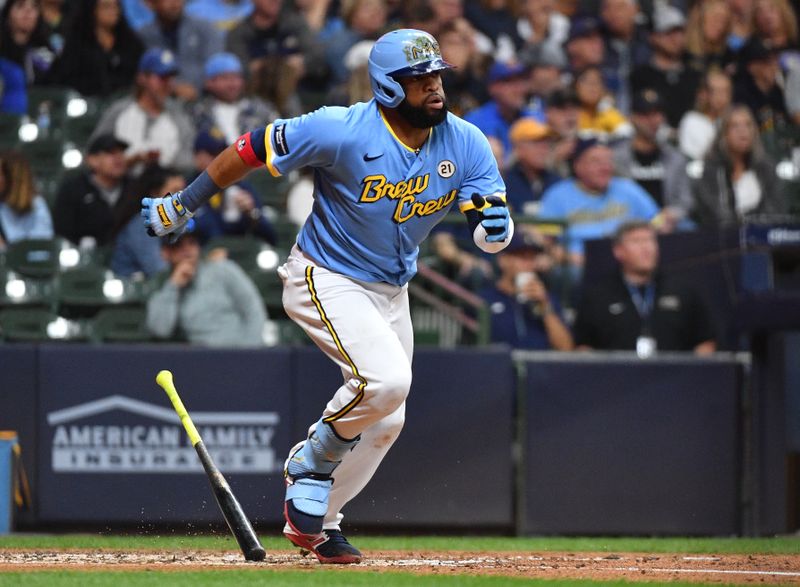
[[368, 29, 453, 108]]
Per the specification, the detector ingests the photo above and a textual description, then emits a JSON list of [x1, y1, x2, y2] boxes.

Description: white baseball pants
[[278, 245, 414, 529]]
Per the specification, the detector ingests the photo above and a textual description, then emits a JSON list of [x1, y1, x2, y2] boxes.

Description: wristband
[[178, 170, 222, 213]]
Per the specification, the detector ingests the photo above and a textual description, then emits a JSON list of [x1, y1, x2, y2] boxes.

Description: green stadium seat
[[92, 306, 150, 343], [0, 308, 90, 341], [247, 267, 285, 318], [205, 236, 283, 273], [58, 267, 149, 316], [246, 168, 289, 211], [0, 269, 57, 310], [5, 239, 62, 278], [276, 319, 310, 345], [0, 113, 22, 149]]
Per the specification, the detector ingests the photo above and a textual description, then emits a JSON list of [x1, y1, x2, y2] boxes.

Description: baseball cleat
[[284, 528, 362, 564]]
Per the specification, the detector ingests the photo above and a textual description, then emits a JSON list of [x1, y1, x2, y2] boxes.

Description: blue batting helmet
[[368, 29, 453, 108]]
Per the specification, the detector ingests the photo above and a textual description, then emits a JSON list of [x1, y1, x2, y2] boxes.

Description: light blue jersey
[[263, 100, 504, 286]]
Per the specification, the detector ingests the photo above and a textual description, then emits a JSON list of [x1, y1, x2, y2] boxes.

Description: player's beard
[[396, 97, 449, 129]]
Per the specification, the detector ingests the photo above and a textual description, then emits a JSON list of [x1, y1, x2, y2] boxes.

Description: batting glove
[[471, 193, 510, 243], [141, 191, 194, 239]]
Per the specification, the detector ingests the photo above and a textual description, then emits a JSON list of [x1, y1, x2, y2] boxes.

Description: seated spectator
[[185, 0, 254, 31], [226, 0, 327, 117], [573, 220, 716, 355], [53, 133, 132, 247], [563, 16, 605, 74], [327, 39, 375, 106], [678, 68, 733, 160], [40, 0, 66, 54], [574, 65, 632, 139], [515, 0, 569, 67], [0, 150, 52, 247], [137, 0, 224, 101], [729, 0, 754, 51], [691, 104, 787, 226], [0, 57, 27, 114], [0, 0, 55, 85], [477, 231, 573, 350], [504, 118, 560, 215], [613, 89, 692, 229], [537, 137, 660, 267], [192, 52, 279, 144], [733, 37, 792, 135], [146, 230, 267, 347], [190, 128, 277, 245], [324, 0, 388, 86], [91, 48, 196, 173], [465, 60, 537, 168], [523, 43, 568, 121], [685, 0, 733, 71], [121, 0, 153, 30], [47, 0, 144, 97], [109, 164, 176, 277], [600, 0, 652, 113], [630, 3, 703, 131], [752, 0, 800, 69], [544, 87, 580, 176], [438, 19, 489, 117], [463, 0, 520, 62]]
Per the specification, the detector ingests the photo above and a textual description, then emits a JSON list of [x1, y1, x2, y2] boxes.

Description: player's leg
[[278, 250, 412, 561], [323, 282, 414, 529]]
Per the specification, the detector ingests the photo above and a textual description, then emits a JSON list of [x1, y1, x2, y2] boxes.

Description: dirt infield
[[1, 549, 799, 583]]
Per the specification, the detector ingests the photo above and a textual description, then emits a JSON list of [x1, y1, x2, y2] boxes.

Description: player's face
[[396, 72, 449, 128]]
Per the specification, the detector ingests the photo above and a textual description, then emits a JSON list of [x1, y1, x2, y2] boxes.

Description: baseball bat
[[155, 370, 266, 562]]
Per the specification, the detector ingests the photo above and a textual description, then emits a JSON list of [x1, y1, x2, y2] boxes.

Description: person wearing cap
[[145, 228, 268, 347], [190, 127, 277, 246], [226, 0, 327, 117], [613, 88, 692, 230], [476, 230, 574, 350], [504, 118, 560, 215], [599, 0, 652, 114], [573, 220, 716, 355], [465, 59, 538, 167], [192, 52, 279, 145], [53, 133, 133, 247], [91, 48, 196, 173], [137, 0, 224, 101], [47, 0, 144, 97], [563, 16, 606, 73], [630, 3, 702, 130], [733, 37, 792, 134], [545, 88, 580, 175], [537, 136, 660, 267]]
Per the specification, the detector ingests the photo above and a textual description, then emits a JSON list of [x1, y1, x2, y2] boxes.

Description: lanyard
[[625, 282, 656, 319]]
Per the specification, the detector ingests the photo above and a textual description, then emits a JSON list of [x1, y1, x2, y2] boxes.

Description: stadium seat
[[246, 168, 289, 211], [247, 267, 285, 318], [0, 269, 57, 310], [92, 306, 150, 343], [58, 267, 149, 316], [276, 318, 310, 346], [0, 308, 91, 342], [205, 236, 283, 273], [5, 239, 62, 278]]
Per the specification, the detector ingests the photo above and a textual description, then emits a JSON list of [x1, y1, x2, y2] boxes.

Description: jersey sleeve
[[262, 107, 345, 177], [456, 123, 506, 213]]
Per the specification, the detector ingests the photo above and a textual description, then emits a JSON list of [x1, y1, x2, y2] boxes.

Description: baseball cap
[[565, 17, 601, 44], [487, 61, 528, 84], [160, 223, 198, 247], [510, 118, 552, 143], [204, 52, 242, 80], [194, 127, 228, 155], [502, 231, 545, 254], [570, 136, 609, 163], [546, 88, 580, 109], [651, 4, 686, 33], [739, 37, 776, 64], [87, 133, 128, 154], [139, 48, 179, 76], [631, 88, 663, 114]]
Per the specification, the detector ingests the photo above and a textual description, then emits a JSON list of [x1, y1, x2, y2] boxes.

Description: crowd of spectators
[[0, 0, 798, 351]]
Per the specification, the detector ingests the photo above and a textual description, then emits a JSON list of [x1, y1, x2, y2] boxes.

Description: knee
[[370, 364, 411, 415]]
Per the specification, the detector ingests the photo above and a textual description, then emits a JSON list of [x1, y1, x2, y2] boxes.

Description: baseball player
[[142, 29, 513, 564]]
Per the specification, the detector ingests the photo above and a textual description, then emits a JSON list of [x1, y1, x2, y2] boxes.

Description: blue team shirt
[[538, 178, 659, 255], [263, 100, 505, 286]]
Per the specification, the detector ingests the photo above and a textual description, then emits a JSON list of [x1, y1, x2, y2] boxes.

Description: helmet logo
[[403, 36, 442, 64]]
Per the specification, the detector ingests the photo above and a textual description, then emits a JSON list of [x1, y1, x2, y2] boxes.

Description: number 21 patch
[[438, 160, 455, 178]]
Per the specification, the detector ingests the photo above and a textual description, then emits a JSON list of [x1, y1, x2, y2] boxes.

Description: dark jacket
[[690, 151, 787, 226], [53, 171, 130, 246]]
